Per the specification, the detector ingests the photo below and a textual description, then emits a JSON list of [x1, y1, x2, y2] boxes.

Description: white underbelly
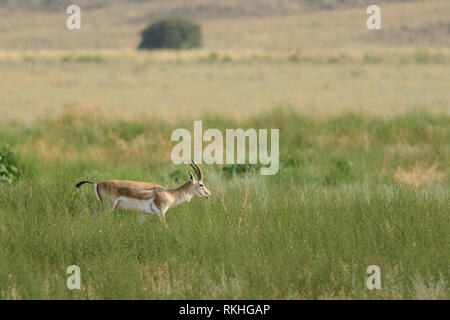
[[116, 197, 155, 214]]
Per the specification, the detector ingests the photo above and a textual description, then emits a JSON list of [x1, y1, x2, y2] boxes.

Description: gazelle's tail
[[75, 181, 96, 188], [75, 181, 104, 212]]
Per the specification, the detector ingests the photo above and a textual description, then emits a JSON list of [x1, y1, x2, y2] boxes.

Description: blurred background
[[0, 0, 449, 122]]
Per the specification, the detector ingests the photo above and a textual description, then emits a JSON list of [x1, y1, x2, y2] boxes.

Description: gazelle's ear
[[188, 171, 194, 181]]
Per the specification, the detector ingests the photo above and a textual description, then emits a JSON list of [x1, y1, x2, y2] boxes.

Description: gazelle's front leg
[[112, 198, 121, 211], [154, 203, 169, 228], [161, 208, 169, 228], [160, 205, 169, 228], [150, 201, 168, 227]]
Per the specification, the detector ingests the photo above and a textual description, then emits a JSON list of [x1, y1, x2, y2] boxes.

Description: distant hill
[[0, 0, 422, 15], [0, 0, 447, 50]]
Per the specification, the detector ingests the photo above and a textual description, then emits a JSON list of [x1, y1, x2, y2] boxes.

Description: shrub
[[363, 53, 382, 64], [289, 48, 302, 63], [222, 164, 259, 179], [432, 53, 447, 64], [222, 55, 232, 63], [327, 54, 353, 64], [289, 53, 300, 63], [325, 158, 356, 185], [0, 145, 20, 184], [138, 18, 202, 50], [414, 49, 430, 64], [199, 51, 219, 63], [61, 55, 105, 63], [169, 169, 186, 183]]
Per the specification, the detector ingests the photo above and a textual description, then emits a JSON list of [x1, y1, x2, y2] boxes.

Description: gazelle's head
[[188, 162, 211, 199]]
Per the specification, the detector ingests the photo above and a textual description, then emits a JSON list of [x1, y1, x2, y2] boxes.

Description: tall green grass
[[0, 110, 448, 299]]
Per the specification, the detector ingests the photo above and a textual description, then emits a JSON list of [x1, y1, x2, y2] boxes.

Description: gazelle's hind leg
[[140, 213, 147, 223], [90, 184, 104, 216], [162, 214, 168, 228]]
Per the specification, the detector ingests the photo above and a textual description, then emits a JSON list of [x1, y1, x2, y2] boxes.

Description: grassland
[[1, 48, 449, 122], [0, 0, 448, 300], [0, 109, 448, 299]]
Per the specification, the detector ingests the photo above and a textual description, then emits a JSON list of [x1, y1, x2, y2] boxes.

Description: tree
[[138, 18, 202, 50]]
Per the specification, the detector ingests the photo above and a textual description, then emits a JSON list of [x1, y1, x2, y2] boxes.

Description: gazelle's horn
[[195, 162, 203, 180], [190, 161, 202, 180]]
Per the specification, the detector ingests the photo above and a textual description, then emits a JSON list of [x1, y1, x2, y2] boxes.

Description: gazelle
[[75, 162, 211, 227]]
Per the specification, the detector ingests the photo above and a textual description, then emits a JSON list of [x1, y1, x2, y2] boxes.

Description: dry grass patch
[[394, 152, 445, 188]]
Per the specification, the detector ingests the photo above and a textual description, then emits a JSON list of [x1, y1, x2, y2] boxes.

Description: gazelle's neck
[[168, 181, 194, 208]]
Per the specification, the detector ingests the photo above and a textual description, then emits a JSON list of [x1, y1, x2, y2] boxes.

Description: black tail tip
[[75, 181, 86, 188]]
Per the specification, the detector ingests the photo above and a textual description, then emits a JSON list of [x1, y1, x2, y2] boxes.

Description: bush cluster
[[0, 145, 20, 184], [138, 18, 202, 50]]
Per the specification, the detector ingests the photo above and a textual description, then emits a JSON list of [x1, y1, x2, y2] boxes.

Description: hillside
[[0, 0, 447, 50], [0, 1, 423, 14]]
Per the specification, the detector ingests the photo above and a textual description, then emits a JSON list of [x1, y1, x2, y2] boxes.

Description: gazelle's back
[[104, 180, 164, 190], [96, 180, 166, 206]]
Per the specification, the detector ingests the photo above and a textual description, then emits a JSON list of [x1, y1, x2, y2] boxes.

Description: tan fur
[[77, 163, 211, 227], [100, 180, 162, 201]]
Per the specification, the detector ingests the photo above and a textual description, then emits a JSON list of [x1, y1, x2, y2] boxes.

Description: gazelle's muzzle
[[202, 189, 211, 199]]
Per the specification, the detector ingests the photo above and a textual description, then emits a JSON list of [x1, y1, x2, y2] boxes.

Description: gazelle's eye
[[199, 184, 203, 187]]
